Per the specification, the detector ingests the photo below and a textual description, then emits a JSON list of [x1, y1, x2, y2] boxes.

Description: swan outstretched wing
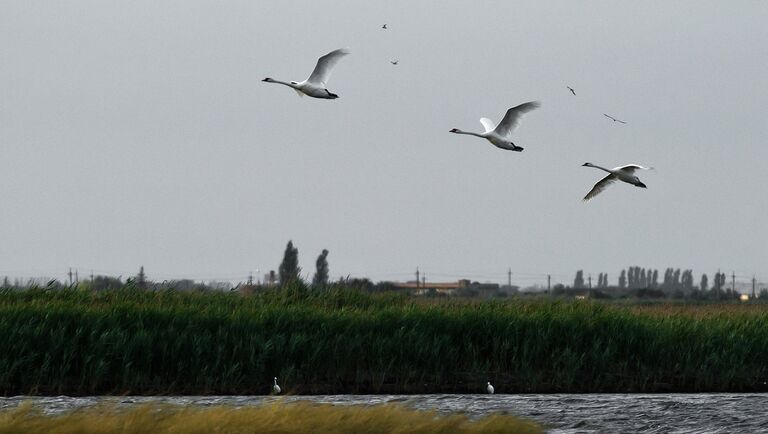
[[306, 48, 350, 87], [617, 164, 652, 174], [495, 101, 540, 138], [479, 118, 496, 133], [583, 174, 617, 201]]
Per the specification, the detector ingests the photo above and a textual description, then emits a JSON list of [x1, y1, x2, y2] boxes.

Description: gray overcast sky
[[1, 1, 767, 286]]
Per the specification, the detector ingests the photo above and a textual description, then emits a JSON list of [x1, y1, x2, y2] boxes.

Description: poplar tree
[[278, 240, 301, 285], [574, 270, 585, 289], [312, 249, 330, 288]]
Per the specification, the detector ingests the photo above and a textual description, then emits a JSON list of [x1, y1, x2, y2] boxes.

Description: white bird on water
[[582, 162, 652, 201], [487, 382, 495, 394], [262, 48, 350, 99], [272, 377, 281, 394], [449, 101, 540, 152]]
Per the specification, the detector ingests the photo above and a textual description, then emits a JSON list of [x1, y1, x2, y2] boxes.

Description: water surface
[[1, 394, 765, 433]]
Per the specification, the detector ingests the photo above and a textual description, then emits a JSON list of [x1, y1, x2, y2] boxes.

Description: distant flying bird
[[487, 382, 495, 394], [262, 48, 350, 99], [382, 24, 387, 29], [603, 113, 626, 124], [582, 163, 651, 201], [390, 60, 398, 65], [567, 86, 576, 96], [449, 101, 541, 152], [272, 377, 281, 394]]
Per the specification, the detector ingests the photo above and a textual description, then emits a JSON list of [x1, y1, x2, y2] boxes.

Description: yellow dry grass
[[0, 400, 541, 434]]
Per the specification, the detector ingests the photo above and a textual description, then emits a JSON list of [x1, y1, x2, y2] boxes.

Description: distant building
[[389, 279, 501, 298], [391, 281, 462, 296]]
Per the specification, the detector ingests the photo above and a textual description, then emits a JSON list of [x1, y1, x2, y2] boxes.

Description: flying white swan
[[449, 101, 540, 151], [487, 381, 495, 394], [262, 48, 350, 99], [272, 377, 281, 394], [582, 163, 651, 201]]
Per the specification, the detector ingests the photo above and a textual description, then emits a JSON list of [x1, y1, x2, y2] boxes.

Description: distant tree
[[700, 273, 709, 292], [719, 272, 728, 296], [278, 240, 301, 285], [137, 266, 146, 289], [651, 269, 659, 288], [619, 269, 627, 289], [686, 270, 696, 290], [574, 270, 585, 289], [312, 249, 330, 288], [627, 267, 635, 288], [712, 271, 727, 298], [663, 268, 673, 289], [91, 275, 123, 291], [1, 276, 9, 288]]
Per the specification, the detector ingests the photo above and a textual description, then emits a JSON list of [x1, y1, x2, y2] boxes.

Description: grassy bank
[[1, 285, 768, 394], [0, 401, 542, 434]]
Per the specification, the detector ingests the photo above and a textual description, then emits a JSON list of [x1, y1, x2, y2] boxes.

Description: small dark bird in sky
[[390, 60, 398, 65], [382, 24, 387, 29], [567, 86, 576, 96], [603, 113, 627, 124]]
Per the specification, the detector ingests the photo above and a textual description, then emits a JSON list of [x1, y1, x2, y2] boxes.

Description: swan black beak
[[637, 182, 647, 188]]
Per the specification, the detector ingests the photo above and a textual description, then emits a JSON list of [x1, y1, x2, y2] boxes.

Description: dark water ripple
[[1, 393, 766, 433]]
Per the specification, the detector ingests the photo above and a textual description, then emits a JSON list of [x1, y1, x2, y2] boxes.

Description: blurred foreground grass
[[0, 401, 541, 434]]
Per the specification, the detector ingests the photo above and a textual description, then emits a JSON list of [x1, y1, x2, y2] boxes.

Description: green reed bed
[[1, 285, 767, 395]]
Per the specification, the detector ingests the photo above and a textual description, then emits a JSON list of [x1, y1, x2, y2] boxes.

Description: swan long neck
[[587, 164, 613, 174], [454, 130, 485, 139], [266, 79, 297, 88]]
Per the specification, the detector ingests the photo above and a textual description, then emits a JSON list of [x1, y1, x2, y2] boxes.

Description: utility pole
[[247, 272, 253, 286], [507, 268, 512, 287], [732, 271, 736, 295], [75, 270, 79, 284], [547, 274, 551, 293], [68, 268, 73, 286], [422, 274, 426, 287], [588, 274, 592, 289], [416, 267, 420, 289]]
